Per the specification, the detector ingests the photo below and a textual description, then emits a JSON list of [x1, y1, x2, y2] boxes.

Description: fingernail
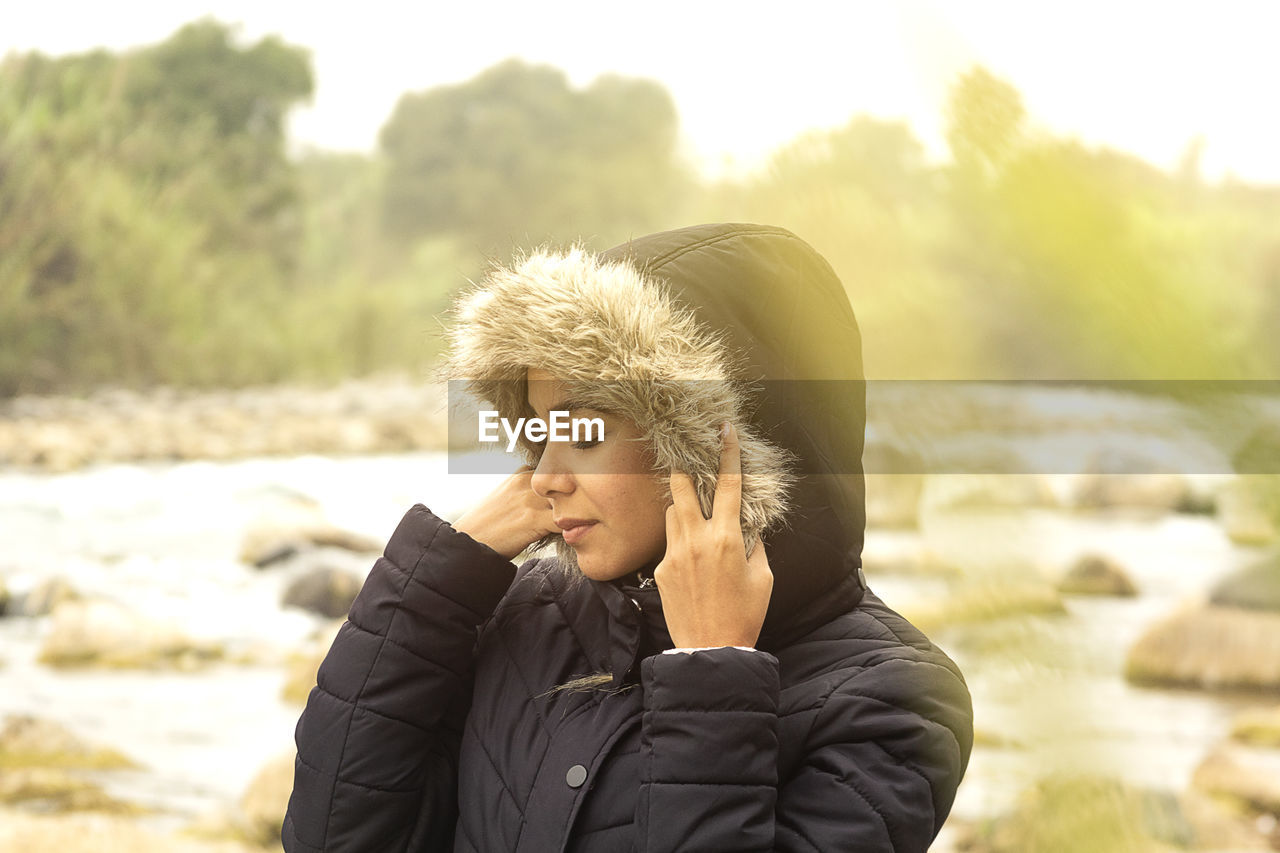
[[720, 421, 731, 439]]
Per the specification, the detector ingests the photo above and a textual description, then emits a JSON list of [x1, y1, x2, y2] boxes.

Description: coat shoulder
[[775, 588, 974, 846], [777, 588, 973, 753], [781, 589, 966, 678]]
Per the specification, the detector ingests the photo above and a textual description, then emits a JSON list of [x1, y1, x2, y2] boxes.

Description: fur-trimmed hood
[[442, 223, 867, 648]]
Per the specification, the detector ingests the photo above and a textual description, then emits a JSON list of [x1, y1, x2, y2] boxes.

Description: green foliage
[[934, 65, 1270, 380], [695, 115, 975, 377], [0, 20, 315, 394], [945, 66, 1026, 182], [118, 20, 313, 271], [951, 141, 1243, 377], [4, 42, 1280, 395], [701, 65, 1280, 380], [287, 150, 473, 381], [378, 59, 690, 253], [123, 20, 311, 142]]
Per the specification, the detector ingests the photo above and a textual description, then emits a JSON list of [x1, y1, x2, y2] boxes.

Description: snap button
[[565, 764, 588, 788]]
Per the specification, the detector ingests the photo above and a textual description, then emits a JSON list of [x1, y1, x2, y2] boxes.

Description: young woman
[[283, 223, 973, 852]]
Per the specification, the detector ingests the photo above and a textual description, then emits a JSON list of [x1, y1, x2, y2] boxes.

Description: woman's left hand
[[654, 422, 773, 649]]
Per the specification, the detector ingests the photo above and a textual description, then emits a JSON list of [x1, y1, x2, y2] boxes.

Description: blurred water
[[870, 505, 1265, 822], [0, 451, 514, 826], [0, 449, 1271, 831]]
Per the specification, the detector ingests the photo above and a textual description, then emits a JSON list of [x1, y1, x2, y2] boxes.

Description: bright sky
[[6, 1, 1279, 183]]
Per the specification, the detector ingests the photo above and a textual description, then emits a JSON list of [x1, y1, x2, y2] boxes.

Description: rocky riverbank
[[4, 380, 1280, 850], [0, 374, 449, 472]]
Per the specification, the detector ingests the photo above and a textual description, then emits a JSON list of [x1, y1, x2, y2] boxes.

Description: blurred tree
[[764, 116, 930, 208], [119, 19, 313, 272], [123, 19, 311, 142], [378, 59, 688, 253], [6, 36, 1278, 397], [940, 66, 1244, 379], [0, 20, 312, 394], [1236, 195, 1280, 375], [291, 150, 472, 379], [699, 115, 971, 378], [945, 66, 1026, 184], [1176, 136, 1206, 187]]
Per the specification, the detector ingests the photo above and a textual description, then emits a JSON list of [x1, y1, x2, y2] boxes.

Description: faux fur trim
[[438, 245, 795, 567]]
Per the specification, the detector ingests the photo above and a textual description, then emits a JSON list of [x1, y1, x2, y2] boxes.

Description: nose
[[530, 446, 575, 498]]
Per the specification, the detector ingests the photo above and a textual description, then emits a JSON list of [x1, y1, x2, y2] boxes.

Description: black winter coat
[[285, 506, 971, 852], [283, 224, 974, 852]]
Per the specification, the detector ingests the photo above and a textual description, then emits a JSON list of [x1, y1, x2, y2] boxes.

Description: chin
[[553, 539, 635, 582], [576, 554, 633, 582]]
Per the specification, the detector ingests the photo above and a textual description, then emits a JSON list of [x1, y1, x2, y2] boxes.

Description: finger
[[669, 469, 700, 522], [663, 501, 681, 540], [712, 422, 743, 524]]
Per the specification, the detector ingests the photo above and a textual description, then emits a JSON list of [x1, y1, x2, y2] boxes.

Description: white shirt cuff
[[663, 646, 757, 654]]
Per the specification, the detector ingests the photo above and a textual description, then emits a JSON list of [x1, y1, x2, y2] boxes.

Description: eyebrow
[[529, 398, 613, 424], [549, 397, 593, 413]]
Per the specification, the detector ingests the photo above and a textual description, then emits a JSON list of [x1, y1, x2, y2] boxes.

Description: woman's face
[[526, 368, 668, 581]]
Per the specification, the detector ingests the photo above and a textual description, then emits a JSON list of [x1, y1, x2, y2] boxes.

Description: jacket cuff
[[640, 646, 779, 786], [373, 503, 516, 621]]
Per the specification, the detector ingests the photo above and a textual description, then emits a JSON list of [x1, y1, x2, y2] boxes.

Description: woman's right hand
[[450, 465, 559, 559]]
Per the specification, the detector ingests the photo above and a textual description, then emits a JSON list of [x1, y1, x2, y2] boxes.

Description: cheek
[[599, 479, 665, 533], [606, 481, 658, 520], [631, 483, 669, 544]]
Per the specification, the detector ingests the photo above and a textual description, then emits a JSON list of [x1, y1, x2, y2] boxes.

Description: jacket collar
[[589, 573, 670, 690]]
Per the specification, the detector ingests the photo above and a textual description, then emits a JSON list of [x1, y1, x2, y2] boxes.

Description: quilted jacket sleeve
[[636, 645, 972, 853], [282, 504, 518, 853]]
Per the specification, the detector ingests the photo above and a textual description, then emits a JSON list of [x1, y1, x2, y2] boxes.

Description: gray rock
[[1233, 424, 1280, 476], [240, 513, 381, 570], [238, 751, 297, 846], [920, 474, 1058, 513], [0, 376, 449, 471], [955, 776, 1196, 852], [1071, 474, 1191, 512], [0, 767, 146, 814], [1058, 554, 1138, 597], [281, 567, 362, 618], [1126, 604, 1280, 691], [1192, 742, 1280, 814], [13, 576, 80, 617], [1070, 449, 1192, 512], [37, 600, 223, 669], [1218, 479, 1279, 545], [0, 713, 135, 769], [1229, 706, 1280, 748], [249, 542, 300, 570], [1210, 552, 1280, 612]]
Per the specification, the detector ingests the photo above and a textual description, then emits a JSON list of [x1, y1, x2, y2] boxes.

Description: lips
[[556, 518, 597, 546]]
